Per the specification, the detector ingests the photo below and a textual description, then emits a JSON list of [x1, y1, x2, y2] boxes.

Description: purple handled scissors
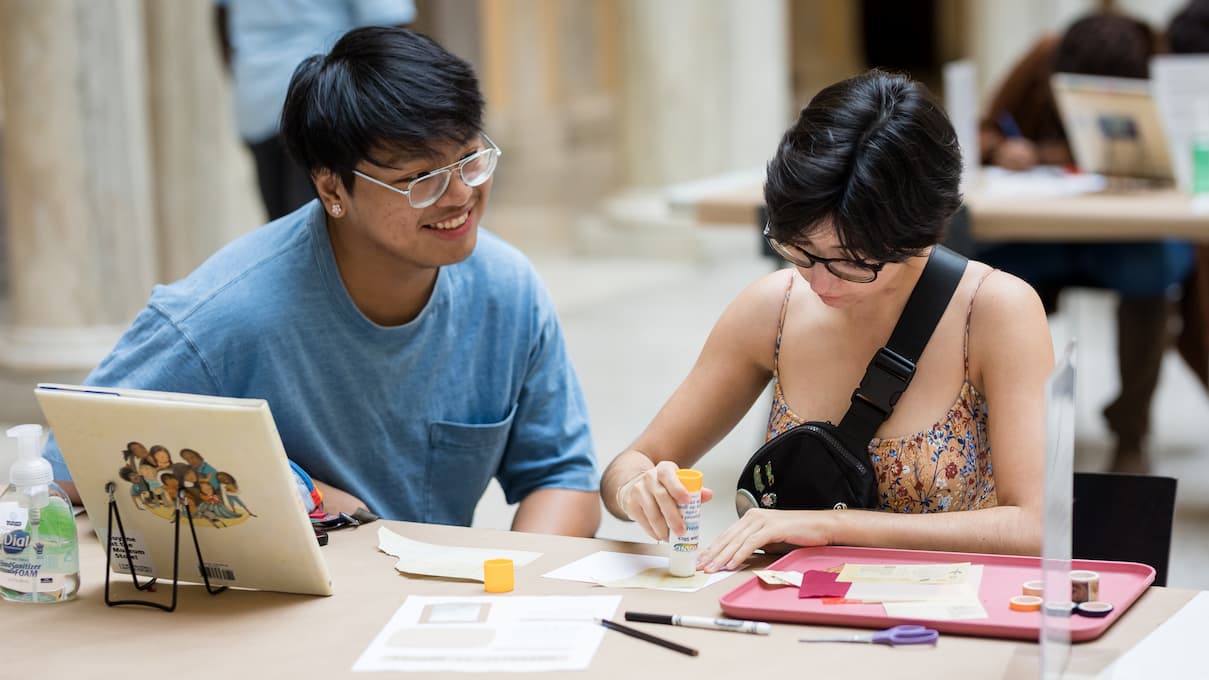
[[798, 625, 939, 646]]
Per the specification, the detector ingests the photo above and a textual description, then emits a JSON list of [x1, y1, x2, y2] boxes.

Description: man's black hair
[[281, 26, 484, 190], [764, 69, 962, 262], [1169, 0, 1209, 54], [1054, 13, 1155, 79]]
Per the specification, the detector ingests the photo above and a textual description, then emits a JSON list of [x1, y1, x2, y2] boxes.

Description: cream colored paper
[[837, 562, 972, 584], [377, 526, 541, 582], [595, 567, 713, 590], [864, 565, 988, 620]]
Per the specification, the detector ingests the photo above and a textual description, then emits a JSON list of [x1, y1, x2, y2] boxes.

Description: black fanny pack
[[736, 246, 967, 515]]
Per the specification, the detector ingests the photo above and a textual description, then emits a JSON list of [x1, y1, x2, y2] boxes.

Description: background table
[[693, 182, 1209, 242], [0, 517, 1196, 678]]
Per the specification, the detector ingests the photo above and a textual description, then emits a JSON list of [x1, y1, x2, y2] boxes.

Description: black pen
[[625, 611, 771, 635], [597, 617, 699, 657]]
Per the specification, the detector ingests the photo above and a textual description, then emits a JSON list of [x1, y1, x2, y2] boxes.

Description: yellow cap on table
[[484, 558, 514, 593]]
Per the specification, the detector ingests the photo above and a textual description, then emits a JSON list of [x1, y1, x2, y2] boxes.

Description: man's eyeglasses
[[353, 134, 502, 209], [762, 224, 885, 283]]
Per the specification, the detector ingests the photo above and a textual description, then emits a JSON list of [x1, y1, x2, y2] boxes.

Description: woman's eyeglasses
[[762, 224, 885, 283], [353, 134, 502, 209]]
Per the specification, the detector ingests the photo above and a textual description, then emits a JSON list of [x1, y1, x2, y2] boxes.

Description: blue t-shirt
[[221, 0, 417, 143], [45, 201, 598, 525]]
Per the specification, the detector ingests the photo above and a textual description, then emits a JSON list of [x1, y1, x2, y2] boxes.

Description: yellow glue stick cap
[[675, 469, 703, 492], [484, 558, 514, 593]]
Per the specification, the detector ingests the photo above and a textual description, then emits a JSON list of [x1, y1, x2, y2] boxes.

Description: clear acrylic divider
[[1041, 341, 1076, 678]]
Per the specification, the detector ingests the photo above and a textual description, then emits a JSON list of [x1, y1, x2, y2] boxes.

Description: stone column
[[142, 0, 263, 283], [583, 0, 791, 257], [469, 0, 621, 254], [0, 0, 158, 422]]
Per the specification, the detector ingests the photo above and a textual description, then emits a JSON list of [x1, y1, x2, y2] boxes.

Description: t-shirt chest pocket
[[425, 405, 517, 522]]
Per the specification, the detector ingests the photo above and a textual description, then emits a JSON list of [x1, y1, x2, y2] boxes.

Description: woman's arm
[[601, 272, 788, 539], [697, 270, 1054, 569]]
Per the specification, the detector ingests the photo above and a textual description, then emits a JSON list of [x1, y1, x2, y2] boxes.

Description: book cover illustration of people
[[117, 442, 257, 528]]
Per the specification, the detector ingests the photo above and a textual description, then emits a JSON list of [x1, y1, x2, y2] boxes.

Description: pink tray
[[719, 546, 1154, 642]]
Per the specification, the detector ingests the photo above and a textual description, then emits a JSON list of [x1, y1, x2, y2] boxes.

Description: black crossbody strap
[[835, 245, 968, 453]]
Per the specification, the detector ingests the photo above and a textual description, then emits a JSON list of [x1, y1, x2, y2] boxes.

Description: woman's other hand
[[697, 508, 834, 572]]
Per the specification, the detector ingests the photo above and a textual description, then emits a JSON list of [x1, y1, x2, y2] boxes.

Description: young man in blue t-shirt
[[45, 27, 600, 536]]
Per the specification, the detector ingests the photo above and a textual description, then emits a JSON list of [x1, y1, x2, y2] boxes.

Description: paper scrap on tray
[[753, 569, 803, 587], [542, 550, 738, 592], [353, 594, 622, 673], [808, 563, 988, 620], [799, 570, 852, 599], [837, 562, 972, 584], [376, 526, 542, 581]]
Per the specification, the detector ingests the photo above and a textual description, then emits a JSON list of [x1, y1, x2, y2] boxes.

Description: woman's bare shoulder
[[967, 263, 1046, 318], [966, 262, 1053, 380]]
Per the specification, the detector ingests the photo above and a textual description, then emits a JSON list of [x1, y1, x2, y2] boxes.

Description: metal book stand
[[103, 482, 228, 612]]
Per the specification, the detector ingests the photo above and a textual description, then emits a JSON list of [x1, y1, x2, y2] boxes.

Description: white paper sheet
[[1151, 55, 1209, 194], [376, 526, 542, 581], [542, 550, 738, 592], [978, 166, 1107, 198], [1096, 591, 1209, 679], [353, 595, 622, 673]]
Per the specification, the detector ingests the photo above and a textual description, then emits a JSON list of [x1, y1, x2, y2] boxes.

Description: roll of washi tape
[[1075, 601, 1114, 618], [1042, 600, 1076, 617], [1009, 595, 1043, 611], [1070, 570, 1100, 603], [1022, 580, 1044, 597]]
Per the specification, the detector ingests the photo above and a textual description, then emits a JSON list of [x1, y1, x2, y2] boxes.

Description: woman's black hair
[[1169, 0, 1209, 55], [281, 26, 484, 190], [764, 69, 962, 262], [1054, 13, 1155, 79]]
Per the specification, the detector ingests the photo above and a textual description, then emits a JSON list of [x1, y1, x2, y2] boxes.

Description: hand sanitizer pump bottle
[[0, 425, 80, 602]]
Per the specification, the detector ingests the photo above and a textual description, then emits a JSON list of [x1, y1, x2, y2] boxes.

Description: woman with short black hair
[[602, 70, 1053, 568]]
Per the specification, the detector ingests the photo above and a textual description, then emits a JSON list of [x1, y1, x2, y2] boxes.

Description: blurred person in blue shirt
[[47, 27, 601, 536], [215, 0, 416, 220]]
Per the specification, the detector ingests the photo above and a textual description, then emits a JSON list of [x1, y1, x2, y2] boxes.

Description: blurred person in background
[[215, 0, 416, 220], [977, 12, 1195, 474]]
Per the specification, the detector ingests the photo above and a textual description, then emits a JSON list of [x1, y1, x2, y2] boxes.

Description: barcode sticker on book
[[202, 562, 236, 581]]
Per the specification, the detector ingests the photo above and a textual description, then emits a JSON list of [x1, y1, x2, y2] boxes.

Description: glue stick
[[668, 469, 703, 577]]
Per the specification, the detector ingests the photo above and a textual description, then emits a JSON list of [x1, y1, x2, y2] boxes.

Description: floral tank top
[[765, 272, 997, 513]]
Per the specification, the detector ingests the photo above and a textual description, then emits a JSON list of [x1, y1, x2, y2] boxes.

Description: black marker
[[598, 618, 698, 656]]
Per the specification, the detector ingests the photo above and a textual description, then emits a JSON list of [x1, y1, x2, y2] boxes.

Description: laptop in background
[[1051, 72, 1174, 182], [35, 383, 333, 596]]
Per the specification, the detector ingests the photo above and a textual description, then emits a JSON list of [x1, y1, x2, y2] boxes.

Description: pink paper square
[[799, 569, 852, 599]]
